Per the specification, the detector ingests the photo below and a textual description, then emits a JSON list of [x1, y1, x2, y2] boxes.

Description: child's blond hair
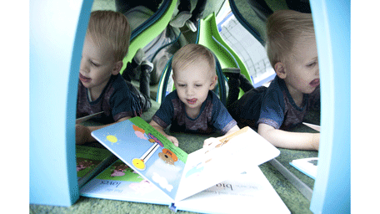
[[266, 10, 315, 68], [87, 10, 131, 61], [172, 44, 216, 77]]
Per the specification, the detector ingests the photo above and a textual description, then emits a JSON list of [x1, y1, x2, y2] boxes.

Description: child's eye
[[90, 60, 100, 67], [178, 84, 186, 87], [195, 84, 202, 87], [307, 62, 316, 67], [307, 59, 318, 68]]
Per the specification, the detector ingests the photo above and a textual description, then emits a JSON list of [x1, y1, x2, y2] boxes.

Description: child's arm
[[225, 124, 241, 135], [75, 116, 131, 144], [149, 120, 179, 147], [258, 123, 319, 150], [203, 125, 240, 148]]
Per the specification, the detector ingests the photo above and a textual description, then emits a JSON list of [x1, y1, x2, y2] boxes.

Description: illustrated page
[[80, 160, 172, 204], [91, 117, 188, 200]]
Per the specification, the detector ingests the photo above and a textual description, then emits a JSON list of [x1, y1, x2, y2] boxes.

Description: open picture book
[[80, 160, 290, 213], [84, 117, 287, 212]]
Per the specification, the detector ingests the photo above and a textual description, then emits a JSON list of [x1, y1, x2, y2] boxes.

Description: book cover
[[91, 117, 281, 206], [290, 157, 318, 179], [76, 145, 116, 188], [80, 161, 290, 213]]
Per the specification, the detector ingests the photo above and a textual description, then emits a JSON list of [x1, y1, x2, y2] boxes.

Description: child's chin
[[305, 87, 318, 94], [184, 101, 199, 109], [80, 81, 92, 89]]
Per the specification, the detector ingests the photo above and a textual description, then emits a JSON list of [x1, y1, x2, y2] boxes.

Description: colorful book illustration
[[80, 159, 173, 204], [289, 157, 318, 179], [80, 161, 290, 213], [76, 145, 116, 188], [90, 116, 281, 209]]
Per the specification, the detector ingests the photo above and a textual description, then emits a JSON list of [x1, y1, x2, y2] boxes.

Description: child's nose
[[186, 87, 194, 95], [80, 59, 89, 73]]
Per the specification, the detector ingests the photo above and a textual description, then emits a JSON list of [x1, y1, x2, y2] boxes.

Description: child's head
[[86, 10, 131, 61], [171, 44, 218, 111], [79, 10, 131, 91], [266, 10, 319, 95]]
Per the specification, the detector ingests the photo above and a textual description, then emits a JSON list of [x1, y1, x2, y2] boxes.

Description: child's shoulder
[[266, 76, 286, 96], [159, 90, 181, 109], [207, 90, 228, 112], [261, 76, 288, 107], [208, 90, 220, 101], [111, 74, 128, 87], [108, 74, 134, 98], [163, 90, 180, 102]]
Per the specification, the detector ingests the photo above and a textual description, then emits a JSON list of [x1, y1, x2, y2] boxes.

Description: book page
[[80, 160, 172, 205], [76, 145, 115, 187], [175, 127, 280, 202], [91, 117, 188, 201], [175, 167, 290, 214], [81, 162, 290, 213]]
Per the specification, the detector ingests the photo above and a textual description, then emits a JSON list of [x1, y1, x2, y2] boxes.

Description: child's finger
[[168, 136, 179, 147]]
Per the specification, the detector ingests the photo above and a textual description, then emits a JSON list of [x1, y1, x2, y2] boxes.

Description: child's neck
[[286, 84, 304, 108], [88, 78, 110, 101], [185, 106, 201, 119], [88, 89, 102, 102]]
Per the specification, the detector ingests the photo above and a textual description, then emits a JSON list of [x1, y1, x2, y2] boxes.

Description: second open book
[[88, 117, 286, 211]]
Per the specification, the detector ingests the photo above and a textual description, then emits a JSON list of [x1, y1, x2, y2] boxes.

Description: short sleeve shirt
[[76, 74, 142, 123], [152, 90, 237, 134], [258, 76, 319, 130]]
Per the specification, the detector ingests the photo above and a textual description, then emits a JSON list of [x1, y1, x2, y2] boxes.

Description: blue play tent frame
[[30, 0, 350, 212]]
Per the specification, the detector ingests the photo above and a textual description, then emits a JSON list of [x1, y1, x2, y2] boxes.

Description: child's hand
[[167, 135, 179, 147], [203, 126, 241, 148], [75, 124, 91, 144]]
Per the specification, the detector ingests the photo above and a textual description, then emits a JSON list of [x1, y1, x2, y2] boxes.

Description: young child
[[149, 44, 240, 146], [76, 10, 152, 144], [226, 10, 320, 150]]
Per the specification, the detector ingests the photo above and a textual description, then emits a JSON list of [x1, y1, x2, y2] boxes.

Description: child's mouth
[[310, 78, 320, 87], [187, 98, 197, 105], [79, 73, 91, 83]]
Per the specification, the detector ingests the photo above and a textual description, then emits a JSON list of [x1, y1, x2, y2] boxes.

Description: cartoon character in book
[[133, 124, 148, 140], [110, 163, 129, 177], [76, 158, 94, 171], [158, 148, 178, 165]]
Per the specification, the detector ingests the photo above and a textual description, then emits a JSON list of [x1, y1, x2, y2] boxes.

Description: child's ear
[[274, 62, 286, 79], [209, 75, 218, 90], [112, 61, 123, 75], [171, 73, 176, 81]]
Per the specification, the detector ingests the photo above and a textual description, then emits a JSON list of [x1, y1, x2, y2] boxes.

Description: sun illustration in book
[[106, 133, 118, 145]]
